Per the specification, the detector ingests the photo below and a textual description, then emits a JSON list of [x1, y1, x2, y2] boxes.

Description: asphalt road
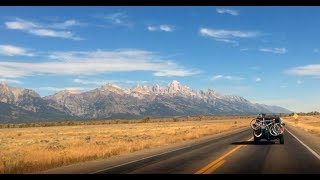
[[93, 127, 320, 174]]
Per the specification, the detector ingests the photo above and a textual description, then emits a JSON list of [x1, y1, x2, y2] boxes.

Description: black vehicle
[[251, 113, 285, 144]]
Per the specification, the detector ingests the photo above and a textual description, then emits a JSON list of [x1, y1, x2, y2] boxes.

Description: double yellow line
[[195, 137, 253, 174]]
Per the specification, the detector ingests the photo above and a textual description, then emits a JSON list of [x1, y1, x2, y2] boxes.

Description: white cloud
[[216, 8, 239, 16], [153, 69, 199, 77], [147, 25, 174, 32], [199, 28, 259, 44], [240, 48, 250, 52], [5, 18, 39, 30], [0, 49, 200, 78], [297, 80, 303, 84], [0, 66, 28, 78], [259, 47, 287, 54], [29, 29, 82, 40], [0, 45, 34, 56], [103, 12, 132, 27], [200, 28, 259, 39], [5, 18, 82, 40], [0, 78, 22, 84], [251, 66, 260, 70], [286, 64, 320, 76], [255, 77, 261, 82], [211, 74, 244, 81], [147, 26, 157, 31], [211, 75, 223, 80], [73, 78, 116, 85], [159, 25, 174, 32], [280, 84, 288, 88], [225, 75, 243, 80], [73, 78, 148, 85], [215, 38, 238, 45], [49, 19, 83, 29], [124, 80, 148, 84]]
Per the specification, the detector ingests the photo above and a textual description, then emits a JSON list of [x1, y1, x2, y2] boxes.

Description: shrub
[[85, 136, 91, 143], [142, 116, 151, 123], [198, 115, 204, 121], [47, 142, 65, 151]]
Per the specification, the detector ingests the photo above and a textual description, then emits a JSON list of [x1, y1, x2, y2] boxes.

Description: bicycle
[[250, 114, 285, 144]]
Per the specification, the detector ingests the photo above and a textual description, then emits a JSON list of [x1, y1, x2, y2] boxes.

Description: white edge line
[[90, 127, 250, 174], [90, 143, 194, 174], [286, 128, 320, 161]]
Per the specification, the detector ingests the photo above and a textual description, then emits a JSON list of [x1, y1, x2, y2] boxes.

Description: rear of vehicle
[[251, 114, 285, 144]]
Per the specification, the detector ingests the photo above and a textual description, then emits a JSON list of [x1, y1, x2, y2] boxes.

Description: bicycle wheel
[[269, 123, 281, 136], [253, 127, 262, 137], [250, 119, 261, 130], [275, 123, 284, 134]]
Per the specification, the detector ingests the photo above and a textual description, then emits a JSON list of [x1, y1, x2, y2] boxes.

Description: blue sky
[[0, 6, 320, 112]]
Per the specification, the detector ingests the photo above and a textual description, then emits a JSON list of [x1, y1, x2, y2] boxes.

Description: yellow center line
[[195, 137, 253, 174], [203, 159, 225, 174]]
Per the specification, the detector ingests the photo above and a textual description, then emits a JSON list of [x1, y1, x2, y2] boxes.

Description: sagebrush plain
[[0, 116, 252, 174]]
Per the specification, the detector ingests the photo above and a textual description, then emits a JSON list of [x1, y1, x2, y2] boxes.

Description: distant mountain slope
[[45, 80, 292, 118], [0, 81, 292, 123], [0, 83, 75, 123], [0, 102, 75, 123], [254, 103, 292, 114]]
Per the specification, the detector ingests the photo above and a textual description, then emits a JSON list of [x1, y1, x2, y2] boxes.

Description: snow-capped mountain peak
[[65, 88, 81, 94], [168, 80, 180, 90], [102, 83, 122, 90], [131, 84, 151, 94], [0, 81, 8, 86], [206, 88, 223, 99], [167, 80, 192, 94]]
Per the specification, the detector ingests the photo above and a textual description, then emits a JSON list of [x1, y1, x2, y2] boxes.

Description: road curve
[[92, 127, 320, 174]]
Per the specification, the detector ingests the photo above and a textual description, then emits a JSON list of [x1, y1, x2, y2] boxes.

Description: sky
[[0, 6, 320, 112]]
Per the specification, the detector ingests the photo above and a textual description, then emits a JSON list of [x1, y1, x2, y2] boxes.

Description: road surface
[[91, 127, 320, 174]]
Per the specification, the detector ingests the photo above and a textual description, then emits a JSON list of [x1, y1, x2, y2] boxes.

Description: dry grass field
[[0, 116, 251, 174], [282, 115, 320, 137]]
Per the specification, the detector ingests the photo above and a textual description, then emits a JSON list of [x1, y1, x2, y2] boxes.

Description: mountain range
[[0, 80, 292, 123]]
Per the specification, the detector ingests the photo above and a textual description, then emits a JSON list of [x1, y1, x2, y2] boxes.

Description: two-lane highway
[[93, 128, 320, 174]]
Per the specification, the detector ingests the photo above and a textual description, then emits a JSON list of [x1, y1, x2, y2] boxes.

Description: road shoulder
[[285, 124, 320, 159]]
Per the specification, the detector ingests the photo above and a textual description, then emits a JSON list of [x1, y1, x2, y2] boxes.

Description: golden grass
[[0, 117, 251, 174], [282, 115, 320, 137], [0, 115, 254, 129]]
